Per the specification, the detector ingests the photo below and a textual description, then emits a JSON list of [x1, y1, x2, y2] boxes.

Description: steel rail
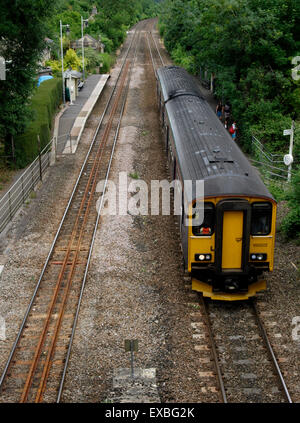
[[146, 32, 158, 72], [149, 31, 165, 67], [56, 30, 142, 403], [199, 295, 228, 403], [35, 58, 132, 403], [251, 299, 293, 403], [0, 28, 138, 395], [146, 31, 164, 72], [21, 58, 131, 402], [29, 38, 135, 401]]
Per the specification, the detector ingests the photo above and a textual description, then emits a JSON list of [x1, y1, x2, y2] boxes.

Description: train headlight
[[195, 254, 211, 261], [250, 253, 267, 261]]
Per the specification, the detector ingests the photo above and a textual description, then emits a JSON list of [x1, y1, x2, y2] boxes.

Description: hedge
[[14, 78, 62, 167]]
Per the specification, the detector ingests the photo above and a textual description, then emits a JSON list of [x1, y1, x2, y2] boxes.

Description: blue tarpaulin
[[37, 75, 53, 87]]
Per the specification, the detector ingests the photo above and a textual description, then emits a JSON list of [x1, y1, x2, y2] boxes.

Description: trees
[[160, 0, 299, 237], [0, 0, 59, 157], [0, 0, 160, 165], [160, 0, 299, 150]]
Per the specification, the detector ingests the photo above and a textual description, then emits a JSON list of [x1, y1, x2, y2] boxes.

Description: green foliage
[[45, 60, 63, 77], [98, 53, 115, 74], [0, 0, 161, 169], [14, 78, 62, 167], [159, 0, 300, 151], [64, 48, 82, 70], [171, 44, 196, 73], [281, 206, 300, 239], [281, 168, 300, 239], [0, 0, 60, 151], [77, 47, 100, 72], [160, 0, 300, 237], [266, 182, 287, 202]]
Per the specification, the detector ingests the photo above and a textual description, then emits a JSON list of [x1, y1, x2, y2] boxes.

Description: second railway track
[[0, 23, 143, 403]]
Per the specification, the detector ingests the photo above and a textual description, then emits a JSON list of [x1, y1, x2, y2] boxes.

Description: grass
[[129, 171, 140, 180], [29, 191, 37, 199], [0, 166, 15, 192]]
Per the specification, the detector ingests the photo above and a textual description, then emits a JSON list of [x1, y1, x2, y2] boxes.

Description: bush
[[14, 78, 62, 167], [171, 44, 196, 74], [99, 53, 115, 74], [280, 168, 300, 239], [100, 35, 114, 54], [280, 206, 300, 240]]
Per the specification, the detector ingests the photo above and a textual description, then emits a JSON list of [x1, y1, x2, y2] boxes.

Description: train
[[156, 66, 276, 301]]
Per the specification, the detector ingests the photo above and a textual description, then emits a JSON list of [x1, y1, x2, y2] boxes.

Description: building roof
[[63, 69, 82, 79], [77, 34, 98, 44]]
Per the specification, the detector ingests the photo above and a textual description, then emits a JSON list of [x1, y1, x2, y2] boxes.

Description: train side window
[[251, 202, 272, 235], [192, 203, 215, 236]]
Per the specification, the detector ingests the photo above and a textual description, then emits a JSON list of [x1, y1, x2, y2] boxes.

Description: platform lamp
[[81, 17, 89, 81], [60, 20, 70, 105]]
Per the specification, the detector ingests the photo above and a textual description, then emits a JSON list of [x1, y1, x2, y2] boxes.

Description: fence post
[[55, 136, 57, 161], [287, 120, 295, 183], [37, 135, 42, 181]]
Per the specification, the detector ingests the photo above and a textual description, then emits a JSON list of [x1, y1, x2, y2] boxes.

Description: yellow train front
[[157, 66, 276, 301], [188, 197, 276, 301]]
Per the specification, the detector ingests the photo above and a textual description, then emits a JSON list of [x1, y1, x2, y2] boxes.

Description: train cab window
[[192, 203, 215, 236], [251, 202, 272, 235]]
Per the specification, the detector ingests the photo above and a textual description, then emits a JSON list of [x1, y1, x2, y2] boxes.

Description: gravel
[[0, 19, 299, 404]]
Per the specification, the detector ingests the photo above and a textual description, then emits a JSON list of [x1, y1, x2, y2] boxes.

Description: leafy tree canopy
[[0, 0, 59, 142]]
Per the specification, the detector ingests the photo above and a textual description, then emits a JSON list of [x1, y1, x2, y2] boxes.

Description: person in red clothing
[[229, 121, 237, 140]]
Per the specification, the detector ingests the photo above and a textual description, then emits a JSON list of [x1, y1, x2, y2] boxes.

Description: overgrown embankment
[[14, 78, 62, 168], [159, 0, 300, 238]]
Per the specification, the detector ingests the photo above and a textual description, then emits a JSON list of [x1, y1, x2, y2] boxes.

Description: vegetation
[[14, 78, 62, 167], [0, 0, 160, 169], [47, 1, 161, 60], [281, 169, 300, 240], [159, 0, 300, 238], [0, 0, 59, 159]]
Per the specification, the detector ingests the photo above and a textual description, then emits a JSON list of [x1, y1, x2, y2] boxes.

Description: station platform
[[56, 74, 110, 155]]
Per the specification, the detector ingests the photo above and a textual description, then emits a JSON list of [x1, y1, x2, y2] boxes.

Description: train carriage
[[156, 66, 276, 301]]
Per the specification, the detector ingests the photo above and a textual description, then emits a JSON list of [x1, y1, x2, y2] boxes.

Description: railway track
[[147, 22, 294, 404], [190, 293, 293, 403], [0, 23, 143, 403], [146, 30, 165, 71]]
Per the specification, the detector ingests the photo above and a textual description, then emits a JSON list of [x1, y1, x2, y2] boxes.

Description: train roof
[[156, 66, 274, 202]]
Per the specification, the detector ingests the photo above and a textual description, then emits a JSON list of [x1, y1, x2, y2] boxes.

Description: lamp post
[[60, 20, 70, 105], [81, 16, 88, 81]]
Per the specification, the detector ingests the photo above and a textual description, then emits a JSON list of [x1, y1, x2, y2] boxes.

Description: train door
[[222, 211, 243, 269], [215, 200, 251, 273]]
